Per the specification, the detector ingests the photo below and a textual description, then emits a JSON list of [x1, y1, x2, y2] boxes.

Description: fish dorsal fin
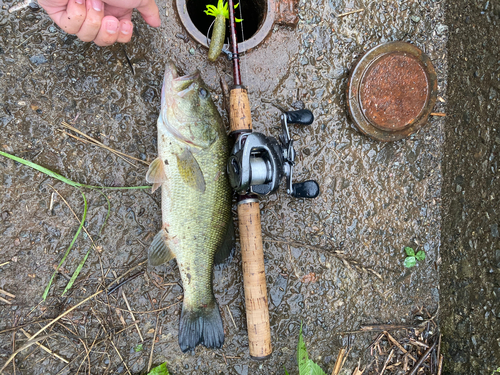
[[214, 219, 236, 268], [148, 229, 176, 266], [175, 148, 206, 193], [146, 157, 167, 193]]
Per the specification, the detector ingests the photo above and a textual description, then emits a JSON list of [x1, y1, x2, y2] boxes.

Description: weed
[[404, 247, 426, 268], [285, 322, 328, 375], [147, 362, 170, 375], [0, 150, 149, 299]]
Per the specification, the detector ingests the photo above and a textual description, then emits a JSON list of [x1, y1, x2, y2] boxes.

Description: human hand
[[38, 0, 161, 46]]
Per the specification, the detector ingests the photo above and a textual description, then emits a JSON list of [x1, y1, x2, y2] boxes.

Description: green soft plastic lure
[[204, 0, 242, 62]]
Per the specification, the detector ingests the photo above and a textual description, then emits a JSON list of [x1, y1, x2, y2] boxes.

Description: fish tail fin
[[178, 299, 224, 352]]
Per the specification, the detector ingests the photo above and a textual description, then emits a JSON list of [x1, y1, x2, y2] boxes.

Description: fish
[[146, 62, 234, 352]]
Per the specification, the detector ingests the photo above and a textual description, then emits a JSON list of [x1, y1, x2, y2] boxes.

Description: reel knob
[[285, 109, 314, 125], [291, 180, 320, 199]]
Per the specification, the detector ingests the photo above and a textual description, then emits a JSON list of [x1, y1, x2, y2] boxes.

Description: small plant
[[134, 343, 143, 352], [285, 322, 328, 375], [147, 362, 170, 375], [204, 0, 242, 61], [491, 367, 500, 374], [404, 247, 426, 268]]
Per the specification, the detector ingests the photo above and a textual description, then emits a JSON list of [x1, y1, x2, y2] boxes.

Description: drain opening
[[186, 0, 266, 44]]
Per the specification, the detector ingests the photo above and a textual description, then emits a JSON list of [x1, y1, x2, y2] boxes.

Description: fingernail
[[121, 23, 132, 35], [106, 20, 118, 34], [75, 0, 84, 4], [92, 0, 102, 11]]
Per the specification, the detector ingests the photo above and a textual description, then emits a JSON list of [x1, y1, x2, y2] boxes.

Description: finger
[[117, 20, 134, 43], [93, 15, 120, 46], [76, 0, 104, 42], [135, 0, 161, 27], [50, 0, 87, 35], [101, 0, 160, 27]]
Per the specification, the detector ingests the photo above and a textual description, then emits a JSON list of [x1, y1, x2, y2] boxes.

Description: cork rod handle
[[238, 199, 272, 359], [230, 87, 252, 132]]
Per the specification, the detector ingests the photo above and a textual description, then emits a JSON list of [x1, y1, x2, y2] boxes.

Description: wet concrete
[[440, 0, 500, 374], [0, 0, 457, 373]]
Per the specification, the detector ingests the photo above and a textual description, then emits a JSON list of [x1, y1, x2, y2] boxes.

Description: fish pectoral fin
[[148, 229, 175, 266], [175, 148, 206, 193], [146, 157, 167, 193], [214, 219, 236, 268]]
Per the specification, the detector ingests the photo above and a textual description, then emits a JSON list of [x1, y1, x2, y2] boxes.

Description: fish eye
[[199, 88, 209, 99]]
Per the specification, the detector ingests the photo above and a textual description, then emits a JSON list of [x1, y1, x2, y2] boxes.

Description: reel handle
[[285, 109, 314, 125], [292, 180, 320, 199]]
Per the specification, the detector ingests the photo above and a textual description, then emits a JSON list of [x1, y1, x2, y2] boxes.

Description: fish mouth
[[164, 62, 200, 95], [160, 63, 203, 148]]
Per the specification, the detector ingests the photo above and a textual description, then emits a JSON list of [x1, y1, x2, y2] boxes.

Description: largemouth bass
[[146, 63, 233, 352]]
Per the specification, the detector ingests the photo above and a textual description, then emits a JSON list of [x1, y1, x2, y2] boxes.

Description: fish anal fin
[[176, 148, 206, 193], [146, 157, 167, 193], [214, 219, 236, 268], [148, 229, 175, 266]]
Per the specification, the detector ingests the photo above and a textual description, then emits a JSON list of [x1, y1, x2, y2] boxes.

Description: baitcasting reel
[[227, 109, 320, 199]]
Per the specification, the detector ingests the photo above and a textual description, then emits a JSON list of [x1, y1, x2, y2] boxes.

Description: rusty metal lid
[[347, 41, 437, 142]]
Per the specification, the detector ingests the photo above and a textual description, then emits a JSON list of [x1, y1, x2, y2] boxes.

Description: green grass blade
[[61, 248, 90, 296], [0, 150, 150, 190], [61, 191, 111, 296], [42, 191, 88, 300]]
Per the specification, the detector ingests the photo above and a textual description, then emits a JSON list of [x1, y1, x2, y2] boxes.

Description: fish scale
[[146, 62, 233, 352]]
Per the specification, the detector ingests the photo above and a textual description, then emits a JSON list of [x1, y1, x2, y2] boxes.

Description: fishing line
[[238, 0, 249, 89]]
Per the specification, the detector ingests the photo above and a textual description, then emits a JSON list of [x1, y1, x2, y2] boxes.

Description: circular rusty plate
[[347, 42, 437, 142], [175, 0, 275, 53]]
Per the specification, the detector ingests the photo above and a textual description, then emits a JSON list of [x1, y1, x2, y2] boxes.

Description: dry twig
[[384, 331, 417, 362], [60, 121, 149, 166], [0, 334, 56, 372], [226, 306, 237, 329], [265, 237, 382, 280], [331, 348, 347, 375], [0, 288, 15, 298], [20, 328, 69, 364], [148, 314, 160, 373], [336, 9, 364, 17]]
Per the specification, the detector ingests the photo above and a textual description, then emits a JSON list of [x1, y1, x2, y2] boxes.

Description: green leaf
[[404, 247, 415, 256], [307, 360, 328, 375], [415, 250, 426, 261], [147, 362, 170, 375], [284, 367, 290, 375], [297, 322, 309, 373], [404, 256, 416, 268], [296, 322, 327, 375], [134, 344, 143, 352]]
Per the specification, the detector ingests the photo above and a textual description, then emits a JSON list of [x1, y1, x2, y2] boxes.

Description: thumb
[[136, 0, 161, 27]]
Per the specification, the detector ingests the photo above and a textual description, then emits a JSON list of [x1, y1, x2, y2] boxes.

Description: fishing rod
[[226, 0, 320, 360]]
